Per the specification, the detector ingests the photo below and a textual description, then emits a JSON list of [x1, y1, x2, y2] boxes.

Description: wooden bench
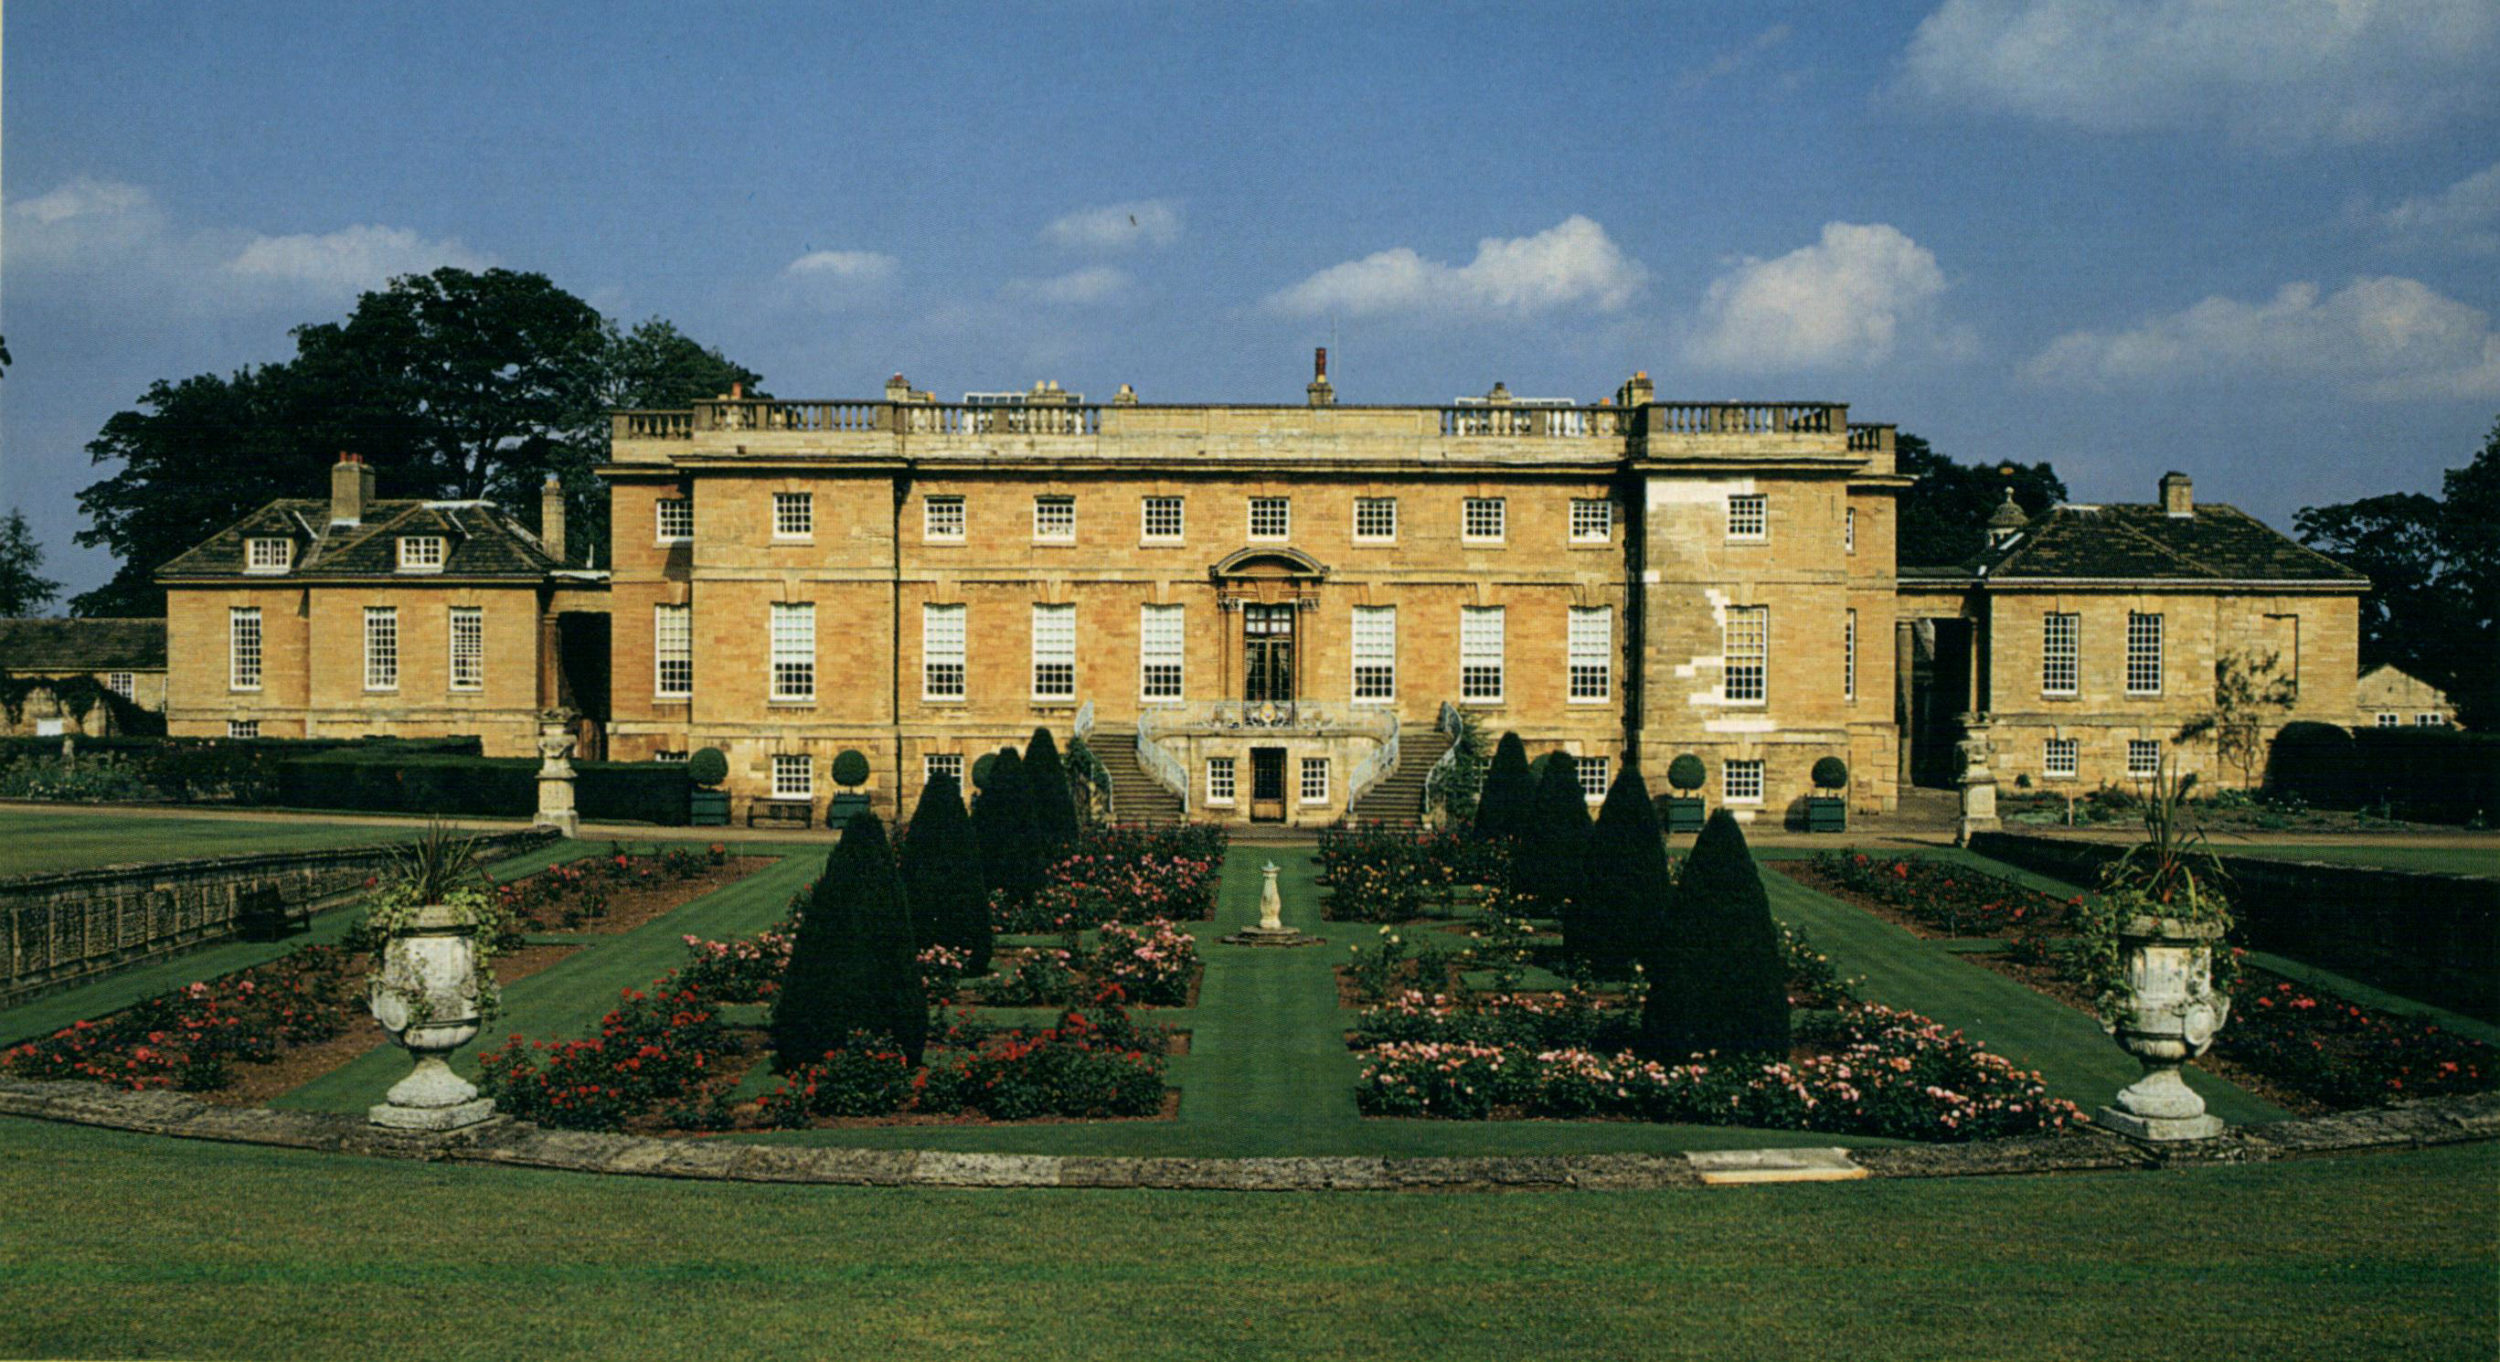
[[746, 799, 814, 829], [234, 884, 307, 942]]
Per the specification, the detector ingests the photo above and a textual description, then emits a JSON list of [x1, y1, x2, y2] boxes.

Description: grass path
[[0, 1116, 2488, 1362], [0, 807, 450, 877]]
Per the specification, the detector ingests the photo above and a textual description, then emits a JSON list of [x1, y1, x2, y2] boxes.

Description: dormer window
[[397, 536, 447, 573], [244, 538, 293, 574]]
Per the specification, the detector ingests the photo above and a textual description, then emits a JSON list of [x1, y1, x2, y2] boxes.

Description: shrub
[[901, 770, 991, 975], [972, 747, 1045, 908], [1667, 754, 1707, 792], [1475, 732, 1533, 843], [771, 813, 926, 1069], [687, 747, 728, 787], [1579, 762, 1667, 972], [1023, 726, 1081, 851], [759, 1037, 916, 1122], [1643, 809, 1789, 1059], [1811, 757, 1848, 791], [831, 749, 871, 788], [1514, 752, 1591, 919], [475, 982, 737, 1130], [574, 761, 692, 825]]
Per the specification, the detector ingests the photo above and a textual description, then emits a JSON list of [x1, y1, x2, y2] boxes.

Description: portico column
[[1894, 620, 1915, 786]]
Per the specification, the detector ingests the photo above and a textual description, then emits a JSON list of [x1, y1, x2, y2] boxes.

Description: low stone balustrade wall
[[0, 828, 559, 1007], [1968, 831, 2500, 1022]]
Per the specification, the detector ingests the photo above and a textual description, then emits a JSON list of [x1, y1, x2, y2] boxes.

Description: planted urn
[[2083, 763, 2234, 1142], [366, 824, 500, 1131], [1661, 754, 1708, 835]]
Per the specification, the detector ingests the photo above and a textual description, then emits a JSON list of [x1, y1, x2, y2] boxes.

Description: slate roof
[[1954, 503, 2367, 587], [156, 499, 563, 582], [0, 618, 167, 673]]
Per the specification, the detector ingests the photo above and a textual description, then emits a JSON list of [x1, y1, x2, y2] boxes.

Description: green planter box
[[1662, 797, 1706, 834], [826, 792, 872, 830], [1805, 796, 1847, 833], [688, 789, 731, 826]]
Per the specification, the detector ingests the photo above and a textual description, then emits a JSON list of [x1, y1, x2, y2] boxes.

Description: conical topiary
[[971, 746, 1044, 909], [1519, 752, 1592, 927], [1641, 809, 1789, 1060], [771, 812, 926, 1069], [1475, 732, 1532, 843], [900, 771, 990, 976], [1580, 762, 1668, 974], [1023, 726, 1080, 852]]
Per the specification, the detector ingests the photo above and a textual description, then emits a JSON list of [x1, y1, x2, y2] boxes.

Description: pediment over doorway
[[1210, 546, 1330, 582]]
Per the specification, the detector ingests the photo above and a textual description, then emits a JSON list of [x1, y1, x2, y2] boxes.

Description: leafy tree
[[1022, 726, 1080, 852], [1579, 762, 1668, 974], [1474, 732, 1533, 842], [900, 771, 990, 976], [72, 271, 757, 614], [971, 747, 1044, 908], [2175, 650, 2297, 787], [2296, 420, 2499, 728], [1517, 754, 1592, 927], [1641, 809, 1789, 1059], [0, 510, 63, 616], [1896, 432, 2068, 568], [771, 813, 925, 1070], [1426, 710, 1489, 824]]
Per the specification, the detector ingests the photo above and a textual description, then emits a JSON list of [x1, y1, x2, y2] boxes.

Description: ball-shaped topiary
[[831, 749, 872, 789], [1667, 754, 1707, 792], [686, 747, 728, 788], [972, 752, 998, 790], [1811, 756, 1849, 791]]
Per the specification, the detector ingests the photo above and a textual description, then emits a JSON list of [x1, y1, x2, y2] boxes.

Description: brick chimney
[[329, 453, 374, 526], [2159, 471, 2193, 517], [540, 475, 567, 564], [1306, 347, 1335, 407]]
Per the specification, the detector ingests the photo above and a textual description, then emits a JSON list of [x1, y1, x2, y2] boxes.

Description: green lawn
[[2211, 842, 2500, 876], [0, 1116, 2486, 1362], [0, 808, 460, 876]]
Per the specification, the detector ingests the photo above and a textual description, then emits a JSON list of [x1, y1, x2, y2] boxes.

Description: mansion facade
[[157, 361, 2368, 826]]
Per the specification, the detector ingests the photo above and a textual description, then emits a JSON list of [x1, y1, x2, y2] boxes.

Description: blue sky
[[6, 0, 2498, 598]]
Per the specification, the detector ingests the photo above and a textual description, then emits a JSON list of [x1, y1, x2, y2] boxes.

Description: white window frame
[[1351, 605, 1396, 703], [2376, 712, 2400, 728], [1725, 758, 1765, 803], [105, 672, 135, 700], [923, 603, 967, 701], [1462, 497, 1507, 545], [2416, 713, 2443, 726], [1844, 609, 1857, 704], [2125, 613, 2164, 696], [226, 719, 260, 740], [1031, 603, 1076, 701], [1139, 604, 1184, 701], [1141, 496, 1184, 543], [229, 608, 262, 691], [770, 602, 815, 702], [1727, 494, 1768, 542], [1033, 495, 1076, 543], [1723, 606, 1767, 705], [1299, 755, 1330, 805], [396, 536, 446, 573], [2126, 739, 2161, 780], [2044, 738, 2078, 779], [448, 606, 484, 693], [1460, 606, 1505, 704], [772, 492, 814, 541], [925, 752, 964, 787], [1353, 497, 1398, 544], [1577, 754, 1609, 802], [1570, 498, 1612, 544], [1205, 756, 1236, 806], [655, 497, 693, 544], [654, 604, 692, 700], [1845, 507, 1857, 554], [771, 754, 813, 801], [655, 750, 690, 763], [244, 538, 292, 574], [363, 607, 399, 692], [1568, 606, 1612, 703], [1248, 497, 1290, 540], [2042, 613, 2080, 697], [923, 495, 965, 543]]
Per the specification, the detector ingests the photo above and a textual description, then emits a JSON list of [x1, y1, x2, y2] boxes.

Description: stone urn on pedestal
[[1955, 712, 2000, 845], [2098, 914, 2231, 1141], [369, 902, 496, 1131]]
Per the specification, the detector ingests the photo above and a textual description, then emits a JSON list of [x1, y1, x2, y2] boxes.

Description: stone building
[[157, 362, 2369, 826], [2354, 664, 2462, 730], [0, 618, 166, 736]]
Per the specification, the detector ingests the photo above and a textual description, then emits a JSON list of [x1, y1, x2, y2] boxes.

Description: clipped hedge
[[275, 751, 536, 816], [2266, 723, 2500, 824], [576, 761, 693, 826]]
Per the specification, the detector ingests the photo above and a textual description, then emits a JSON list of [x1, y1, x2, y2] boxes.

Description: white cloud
[[1678, 24, 1792, 92], [1681, 222, 1965, 370], [1266, 216, 1646, 319], [1004, 266, 1133, 306], [1896, 0, 2499, 147], [5, 177, 168, 267], [778, 249, 900, 307], [2377, 163, 2500, 255], [226, 225, 490, 293], [1043, 199, 1182, 251], [2023, 277, 2500, 400]]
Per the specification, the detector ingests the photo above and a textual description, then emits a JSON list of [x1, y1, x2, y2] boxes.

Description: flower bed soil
[[500, 856, 777, 936]]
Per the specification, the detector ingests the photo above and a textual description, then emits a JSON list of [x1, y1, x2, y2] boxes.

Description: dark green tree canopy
[[72, 270, 757, 615], [1642, 809, 1790, 1060], [1896, 432, 2068, 569], [1475, 732, 1533, 842], [771, 812, 926, 1069], [0, 510, 63, 617], [2297, 419, 2498, 728], [901, 771, 991, 976]]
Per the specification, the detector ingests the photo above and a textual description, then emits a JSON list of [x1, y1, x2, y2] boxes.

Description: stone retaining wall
[[1968, 831, 2500, 1022], [0, 828, 559, 1006], [0, 1079, 2491, 1192]]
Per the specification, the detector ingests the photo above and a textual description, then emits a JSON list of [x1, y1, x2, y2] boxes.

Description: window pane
[[1844, 608, 1857, 703], [449, 607, 484, 692], [1568, 606, 1611, 701], [926, 752, 964, 786], [1352, 605, 1396, 701], [771, 603, 815, 700], [655, 605, 692, 698], [923, 603, 967, 699], [772, 754, 812, 799], [1728, 494, 1767, 540], [1460, 606, 1504, 702], [230, 608, 262, 690], [2126, 614, 2163, 694], [1463, 497, 1505, 542], [1570, 499, 1612, 543], [364, 607, 398, 690], [657, 498, 694, 541], [1034, 496, 1076, 541], [1032, 603, 1076, 699], [1726, 759, 1764, 802], [2043, 613, 2080, 695], [1142, 497, 1184, 540], [1578, 754, 1609, 801], [924, 496, 964, 541], [1249, 497, 1290, 538], [2126, 739, 2160, 778], [1206, 756, 1235, 804], [1354, 497, 1397, 541], [2044, 738, 2077, 777], [773, 493, 813, 538], [1140, 604, 1184, 699], [1300, 756, 1329, 803], [1724, 606, 1767, 703]]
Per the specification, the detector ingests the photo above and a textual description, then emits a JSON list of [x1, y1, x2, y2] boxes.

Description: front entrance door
[[1250, 747, 1287, 822], [1244, 604, 1295, 704]]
